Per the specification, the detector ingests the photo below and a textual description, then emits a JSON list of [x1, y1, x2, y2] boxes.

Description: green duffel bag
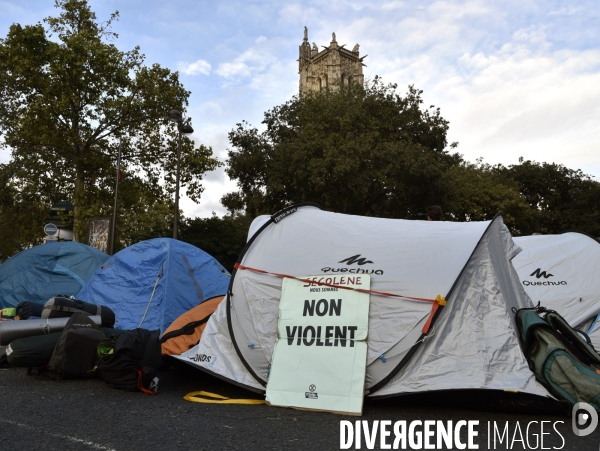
[[515, 306, 600, 411]]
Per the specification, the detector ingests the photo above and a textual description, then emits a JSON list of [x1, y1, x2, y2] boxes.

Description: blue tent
[[0, 242, 109, 309], [76, 238, 231, 334]]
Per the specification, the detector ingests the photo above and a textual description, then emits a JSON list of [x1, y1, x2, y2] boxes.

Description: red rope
[[233, 263, 435, 304], [137, 367, 157, 395]]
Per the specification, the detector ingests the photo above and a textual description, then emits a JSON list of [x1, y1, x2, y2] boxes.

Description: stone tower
[[298, 27, 365, 95]]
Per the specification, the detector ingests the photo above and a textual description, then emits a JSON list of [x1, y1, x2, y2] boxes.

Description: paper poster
[[266, 274, 370, 415], [87, 217, 111, 253]]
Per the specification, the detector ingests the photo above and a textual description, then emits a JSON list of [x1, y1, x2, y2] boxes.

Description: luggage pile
[[1, 297, 163, 395]]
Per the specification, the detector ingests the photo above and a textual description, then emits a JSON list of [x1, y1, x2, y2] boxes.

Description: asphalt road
[[1, 357, 599, 451]]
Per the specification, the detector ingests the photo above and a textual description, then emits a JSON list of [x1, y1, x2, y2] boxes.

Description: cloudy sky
[[2, 0, 599, 218]]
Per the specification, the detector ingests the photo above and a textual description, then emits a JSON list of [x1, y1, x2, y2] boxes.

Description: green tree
[[444, 159, 535, 234], [502, 159, 600, 235], [0, 164, 47, 260], [179, 213, 252, 272], [0, 0, 220, 241], [223, 79, 461, 218], [74, 168, 176, 252]]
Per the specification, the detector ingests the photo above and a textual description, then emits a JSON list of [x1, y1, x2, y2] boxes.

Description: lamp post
[[168, 109, 194, 240], [109, 139, 121, 255]]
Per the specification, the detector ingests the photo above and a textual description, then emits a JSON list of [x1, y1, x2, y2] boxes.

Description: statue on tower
[[304, 26, 308, 41]]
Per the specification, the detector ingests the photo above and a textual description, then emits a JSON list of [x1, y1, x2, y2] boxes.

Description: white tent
[[512, 232, 600, 348], [175, 204, 549, 399]]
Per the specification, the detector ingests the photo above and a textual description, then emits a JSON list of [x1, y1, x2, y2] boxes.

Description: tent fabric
[[374, 219, 547, 398], [161, 295, 224, 356], [175, 205, 550, 399], [0, 242, 109, 309], [512, 232, 600, 348], [76, 238, 230, 334]]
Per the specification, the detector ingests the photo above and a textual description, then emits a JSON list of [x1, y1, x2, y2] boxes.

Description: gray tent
[[174, 204, 549, 399], [512, 232, 600, 348]]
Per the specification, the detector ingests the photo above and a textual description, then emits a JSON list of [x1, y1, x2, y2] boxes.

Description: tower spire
[[299, 29, 364, 95]]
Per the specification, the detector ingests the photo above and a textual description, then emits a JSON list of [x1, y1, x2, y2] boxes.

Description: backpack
[[42, 295, 116, 327], [515, 305, 600, 411], [47, 312, 107, 380], [96, 328, 163, 394]]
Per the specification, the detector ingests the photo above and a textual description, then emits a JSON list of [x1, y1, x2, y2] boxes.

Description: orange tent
[[160, 296, 224, 356]]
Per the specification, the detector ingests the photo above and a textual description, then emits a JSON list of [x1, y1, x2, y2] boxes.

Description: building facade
[[298, 27, 365, 95]]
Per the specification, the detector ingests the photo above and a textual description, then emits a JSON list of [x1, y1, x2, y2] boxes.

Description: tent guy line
[[233, 263, 441, 305]]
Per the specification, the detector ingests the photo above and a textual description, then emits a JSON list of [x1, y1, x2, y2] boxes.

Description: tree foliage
[[0, 164, 47, 260], [0, 0, 220, 245], [224, 79, 461, 218], [502, 159, 600, 236], [444, 159, 535, 234], [74, 168, 175, 252], [224, 80, 600, 238], [179, 214, 252, 272]]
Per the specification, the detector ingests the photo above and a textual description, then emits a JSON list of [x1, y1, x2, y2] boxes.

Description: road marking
[[0, 418, 117, 451]]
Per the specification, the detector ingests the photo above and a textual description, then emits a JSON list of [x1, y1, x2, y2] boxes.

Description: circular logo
[[572, 402, 598, 436], [44, 223, 58, 236], [309, 384, 316, 392]]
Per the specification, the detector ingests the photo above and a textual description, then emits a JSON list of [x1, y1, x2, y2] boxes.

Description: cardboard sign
[[266, 274, 370, 415]]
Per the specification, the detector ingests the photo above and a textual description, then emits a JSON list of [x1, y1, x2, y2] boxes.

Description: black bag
[[6, 332, 62, 369], [6, 328, 129, 369], [15, 301, 44, 319], [96, 329, 162, 394], [42, 295, 115, 327], [47, 312, 107, 380]]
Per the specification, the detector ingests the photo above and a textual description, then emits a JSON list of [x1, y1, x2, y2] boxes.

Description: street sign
[[44, 223, 58, 236]]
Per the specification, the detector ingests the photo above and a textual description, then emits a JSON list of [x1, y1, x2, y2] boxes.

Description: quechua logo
[[338, 255, 374, 266], [322, 254, 384, 275], [523, 268, 567, 287], [530, 268, 553, 279]]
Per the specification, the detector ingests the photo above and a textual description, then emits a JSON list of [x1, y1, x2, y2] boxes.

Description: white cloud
[[381, 1, 405, 11], [216, 47, 277, 80], [213, 36, 298, 105], [435, 43, 600, 173], [180, 171, 238, 218], [216, 60, 253, 79], [177, 59, 211, 76], [548, 6, 584, 16]]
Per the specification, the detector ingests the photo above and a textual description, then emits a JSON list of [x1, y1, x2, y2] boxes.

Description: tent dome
[[513, 232, 600, 346], [76, 238, 230, 334], [177, 204, 549, 400], [0, 242, 109, 309]]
